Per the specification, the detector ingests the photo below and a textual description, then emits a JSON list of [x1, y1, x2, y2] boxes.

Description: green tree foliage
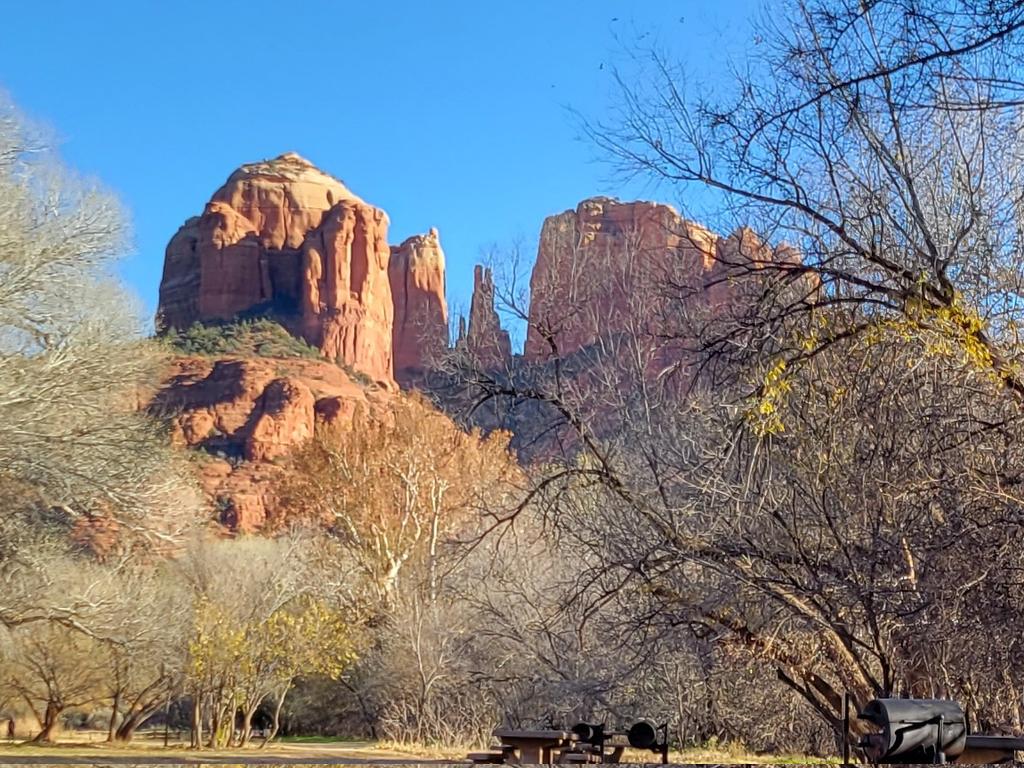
[[163, 318, 323, 360]]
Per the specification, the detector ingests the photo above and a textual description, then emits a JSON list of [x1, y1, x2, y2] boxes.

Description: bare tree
[[587, 0, 1024, 401], [277, 396, 518, 603], [0, 621, 106, 742], [434, 3, 1024, 750], [99, 564, 189, 742], [0, 99, 201, 631]]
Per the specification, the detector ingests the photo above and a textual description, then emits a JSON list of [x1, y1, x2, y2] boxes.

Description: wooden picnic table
[[493, 728, 576, 764]]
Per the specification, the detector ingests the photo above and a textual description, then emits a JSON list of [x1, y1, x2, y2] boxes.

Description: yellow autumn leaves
[[745, 293, 1012, 437]]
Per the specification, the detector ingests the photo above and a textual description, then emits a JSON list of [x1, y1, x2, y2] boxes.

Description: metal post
[[163, 693, 170, 748], [161, 661, 170, 749], [841, 692, 851, 767], [935, 714, 946, 764]]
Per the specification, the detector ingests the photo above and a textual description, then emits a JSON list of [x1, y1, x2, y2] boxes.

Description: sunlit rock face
[[150, 355, 384, 532], [524, 197, 719, 364], [389, 228, 449, 387], [157, 152, 395, 384]]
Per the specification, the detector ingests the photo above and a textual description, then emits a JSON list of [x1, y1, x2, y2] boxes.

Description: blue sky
[[0, 1, 759, 338]]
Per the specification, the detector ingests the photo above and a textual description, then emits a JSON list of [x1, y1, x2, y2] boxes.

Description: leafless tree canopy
[[433, 0, 1024, 752], [589, 0, 1024, 396]]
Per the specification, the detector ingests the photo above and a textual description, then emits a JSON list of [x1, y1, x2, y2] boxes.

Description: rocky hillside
[[150, 351, 385, 531], [151, 153, 800, 526], [152, 153, 516, 530]]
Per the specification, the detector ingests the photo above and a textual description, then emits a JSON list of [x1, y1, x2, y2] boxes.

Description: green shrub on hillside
[[340, 362, 376, 387], [163, 318, 323, 360]]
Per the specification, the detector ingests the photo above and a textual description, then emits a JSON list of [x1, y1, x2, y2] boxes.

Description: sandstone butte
[[151, 153, 469, 531], [389, 228, 449, 387], [151, 158, 796, 532], [158, 152, 405, 385], [524, 196, 797, 364]]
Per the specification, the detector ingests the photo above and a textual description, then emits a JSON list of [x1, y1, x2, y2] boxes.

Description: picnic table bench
[[491, 728, 576, 764], [468, 744, 517, 763]]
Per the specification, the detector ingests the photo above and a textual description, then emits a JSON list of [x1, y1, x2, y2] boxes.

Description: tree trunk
[[190, 696, 202, 749], [207, 706, 219, 749], [260, 682, 291, 748], [32, 702, 62, 744], [106, 689, 120, 742], [340, 679, 378, 740], [226, 699, 246, 748], [115, 707, 157, 743], [239, 706, 255, 747], [214, 697, 235, 749]]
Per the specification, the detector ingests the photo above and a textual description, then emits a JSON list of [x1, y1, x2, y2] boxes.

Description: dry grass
[[0, 735, 434, 762], [376, 738, 832, 765], [0, 733, 835, 764], [375, 738, 485, 759]]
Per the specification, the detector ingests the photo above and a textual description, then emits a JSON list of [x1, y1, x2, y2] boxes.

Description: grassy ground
[[0, 732, 426, 764], [0, 732, 835, 764], [374, 739, 829, 764], [277, 734, 368, 744]]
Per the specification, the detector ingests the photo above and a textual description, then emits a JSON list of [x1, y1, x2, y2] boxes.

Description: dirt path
[[0, 739, 460, 764]]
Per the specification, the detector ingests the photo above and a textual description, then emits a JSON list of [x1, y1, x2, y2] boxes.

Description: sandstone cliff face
[[299, 198, 394, 381], [461, 265, 512, 369], [210, 153, 361, 250], [157, 153, 395, 384], [389, 229, 449, 386], [159, 217, 202, 328], [151, 355, 384, 532], [524, 197, 717, 362]]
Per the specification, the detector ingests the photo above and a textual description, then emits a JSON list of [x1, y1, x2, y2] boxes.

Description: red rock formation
[[524, 197, 717, 362], [157, 153, 395, 384], [463, 265, 511, 369], [159, 217, 202, 328], [299, 197, 394, 382], [151, 355, 387, 532], [389, 228, 449, 385], [245, 378, 316, 462], [211, 152, 361, 250]]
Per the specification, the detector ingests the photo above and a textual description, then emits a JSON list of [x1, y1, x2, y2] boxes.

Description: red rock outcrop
[[389, 229, 449, 386], [151, 355, 387, 532], [461, 265, 512, 369], [524, 197, 717, 362], [211, 152, 361, 250], [157, 153, 395, 384], [299, 197, 394, 381], [245, 378, 316, 462]]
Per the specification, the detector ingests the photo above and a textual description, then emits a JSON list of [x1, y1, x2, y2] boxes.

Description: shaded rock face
[[462, 265, 511, 369], [524, 197, 718, 363], [157, 153, 395, 384], [151, 355, 381, 532], [389, 228, 449, 386]]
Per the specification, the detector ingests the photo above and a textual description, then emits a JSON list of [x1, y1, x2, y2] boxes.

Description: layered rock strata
[[524, 197, 718, 362]]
